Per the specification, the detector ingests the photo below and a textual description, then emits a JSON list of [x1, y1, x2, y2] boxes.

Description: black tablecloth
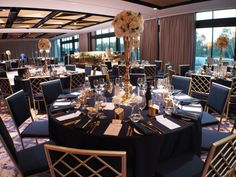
[[48, 96, 201, 177]]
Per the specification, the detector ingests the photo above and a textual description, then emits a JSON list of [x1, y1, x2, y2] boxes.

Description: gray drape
[[140, 18, 158, 64], [79, 33, 91, 52], [159, 13, 195, 72]]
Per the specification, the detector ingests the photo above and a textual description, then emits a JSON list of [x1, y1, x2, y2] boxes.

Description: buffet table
[[48, 92, 201, 177]]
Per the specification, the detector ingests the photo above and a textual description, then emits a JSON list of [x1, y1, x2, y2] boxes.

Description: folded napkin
[[174, 95, 199, 105], [56, 111, 81, 121], [172, 109, 201, 121], [53, 101, 71, 107], [171, 89, 182, 95], [131, 121, 157, 135], [74, 116, 93, 131], [156, 115, 180, 130], [58, 93, 77, 99]]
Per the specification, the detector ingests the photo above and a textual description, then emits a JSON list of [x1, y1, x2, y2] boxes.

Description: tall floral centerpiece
[[216, 35, 229, 66], [112, 10, 144, 100], [132, 36, 140, 64], [38, 38, 51, 74]]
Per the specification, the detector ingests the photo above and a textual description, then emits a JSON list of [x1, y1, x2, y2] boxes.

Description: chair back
[[230, 77, 236, 96], [168, 69, 176, 83], [201, 133, 236, 177], [0, 71, 7, 78], [172, 75, 191, 95], [111, 65, 119, 77], [44, 144, 127, 177], [130, 73, 146, 86], [144, 65, 156, 77], [70, 73, 85, 91], [0, 78, 13, 98], [154, 60, 162, 72], [85, 65, 92, 76], [6, 90, 32, 128], [65, 65, 76, 71], [207, 82, 231, 115], [11, 60, 19, 68], [118, 65, 126, 76], [88, 75, 106, 88], [30, 76, 50, 96], [41, 79, 63, 106], [191, 74, 211, 94], [105, 61, 112, 70], [0, 118, 18, 168], [17, 68, 29, 78], [179, 65, 190, 76], [164, 63, 171, 73]]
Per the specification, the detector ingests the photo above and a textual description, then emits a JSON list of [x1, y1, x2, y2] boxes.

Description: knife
[[82, 119, 92, 128]]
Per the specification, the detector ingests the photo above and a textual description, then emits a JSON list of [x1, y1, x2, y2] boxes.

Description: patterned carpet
[[0, 109, 235, 177]]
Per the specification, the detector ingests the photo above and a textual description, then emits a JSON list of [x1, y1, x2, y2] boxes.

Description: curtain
[[159, 13, 195, 72], [140, 18, 158, 64], [79, 33, 91, 52]]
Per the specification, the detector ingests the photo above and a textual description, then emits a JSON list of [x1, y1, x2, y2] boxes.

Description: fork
[[147, 121, 164, 134], [89, 121, 100, 134]]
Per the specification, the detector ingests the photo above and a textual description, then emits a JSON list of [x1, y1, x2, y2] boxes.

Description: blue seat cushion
[[201, 112, 219, 127], [201, 129, 231, 150], [156, 72, 168, 79], [156, 152, 203, 177], [17, 141, 54, 176], [21, 120, 49, 138]]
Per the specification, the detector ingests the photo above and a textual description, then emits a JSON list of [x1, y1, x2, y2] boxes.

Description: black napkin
[[58, 93, 77, 99], [74, 115, 93, 131], [171, 89, 182, 95], [52, 104, 74, 113], [131, 121, 157, 135], [172, 109, 201, 121], [179, 98, 200, 105]]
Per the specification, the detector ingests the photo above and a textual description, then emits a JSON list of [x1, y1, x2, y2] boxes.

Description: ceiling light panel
[[18, 10, 51, 18]]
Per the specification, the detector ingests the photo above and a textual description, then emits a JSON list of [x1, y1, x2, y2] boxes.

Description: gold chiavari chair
[[201, 133, 236, 177], [156, 133, 236, 177], [118, 65, 126, 76], [190, 74, 211, 103], [179, 64, 190, 76], [44, 144, 127, 177], [0, 78, 13, 113], [30, 76, 50, 111], [144, 65, 157, 78], [168, 69, 176, 83], [226, 77, 236, 121], [70, 73, 85, 92]]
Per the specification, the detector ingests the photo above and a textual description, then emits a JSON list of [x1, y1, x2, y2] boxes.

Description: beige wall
[[0, 39, 53, 59]]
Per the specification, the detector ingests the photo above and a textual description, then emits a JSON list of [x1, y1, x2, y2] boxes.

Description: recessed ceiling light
[[153, 8, 157, 10], [73, 22, 77, 25]]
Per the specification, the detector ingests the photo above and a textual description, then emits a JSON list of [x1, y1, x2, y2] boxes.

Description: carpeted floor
[[0, 110, 235, 177]]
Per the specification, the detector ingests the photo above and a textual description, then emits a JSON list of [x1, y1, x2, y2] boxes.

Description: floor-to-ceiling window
[[54, 35, 79, 62], [92, 28, 140, 61], [195, 9, 236, 71]]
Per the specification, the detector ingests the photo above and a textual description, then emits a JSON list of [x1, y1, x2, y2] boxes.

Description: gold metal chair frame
[[168, 69, 176, 84], [226, 77, 236, 127], [205, 83, 231, 131], [144, 65, 157, 78], [29, 76, 50, 111], [0, 78, 13, 113], [70, 73, 85, 92], [118, 65, 126, 76], [5, 90, 41, 149], [201, 133, 236, 177], [44, 144, 127, 177]]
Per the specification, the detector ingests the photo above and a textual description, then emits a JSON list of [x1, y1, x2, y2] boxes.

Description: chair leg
[[20, 138, 25, 149], [225, 102, 230, 120], [218, 115, 224, 131]]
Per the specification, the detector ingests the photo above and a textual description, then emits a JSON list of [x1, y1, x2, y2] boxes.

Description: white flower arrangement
[[38, 38, 51, 51], [112, 10, 144, 38], [5, 50, 11, 56], [216, 35, 229, 49], [112, 96, 123, 105]]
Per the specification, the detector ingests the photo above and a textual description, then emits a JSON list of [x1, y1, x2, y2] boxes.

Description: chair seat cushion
[[17, 140, 54, 176], [191, 92, 209, 101], [201, 129, 231, 150], [34, 93, 44, 100], [201, 112, 219, 126], [156, 152, 203, 177], [22, 120, 49, 138]]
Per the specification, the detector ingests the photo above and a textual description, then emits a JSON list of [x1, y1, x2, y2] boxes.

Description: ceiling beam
[[60, 14, 92, 28], [20, 10, 60, 39], [2, 7, 20, 39]]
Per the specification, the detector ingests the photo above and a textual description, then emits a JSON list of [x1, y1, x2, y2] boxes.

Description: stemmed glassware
[[93, 79, 99, 93], [99, 78, 105, 94], [95, 95, 107, 119]]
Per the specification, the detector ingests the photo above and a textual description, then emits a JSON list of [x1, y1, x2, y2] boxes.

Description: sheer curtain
[[140, 18, 158, 64], [159, 13, 195, 72]]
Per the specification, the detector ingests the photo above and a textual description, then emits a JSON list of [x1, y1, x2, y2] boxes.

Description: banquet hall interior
[[0, 0, 236, 177]]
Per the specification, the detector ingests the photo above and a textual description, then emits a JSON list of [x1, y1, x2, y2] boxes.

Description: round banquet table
[[48, 94, 201, 177]]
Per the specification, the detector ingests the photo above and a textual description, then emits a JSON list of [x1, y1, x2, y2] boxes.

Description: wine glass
[[96, 95, 107, 119], [99, 78, 105, 93], [137, 92, 146, 120], [79, 91, 87, 110], [93, 79, 99, 92]]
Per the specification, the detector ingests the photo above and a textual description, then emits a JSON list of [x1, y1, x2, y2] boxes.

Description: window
[[195, 9, 236, 70]]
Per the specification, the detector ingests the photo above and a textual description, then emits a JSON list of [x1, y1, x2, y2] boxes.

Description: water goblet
[[93, 79, 99, 93]]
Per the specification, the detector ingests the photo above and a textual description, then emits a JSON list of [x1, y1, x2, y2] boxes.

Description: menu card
[[104, 120, 122, 136], [156, 115, 180, 130], [56, 111, 81, 121]]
